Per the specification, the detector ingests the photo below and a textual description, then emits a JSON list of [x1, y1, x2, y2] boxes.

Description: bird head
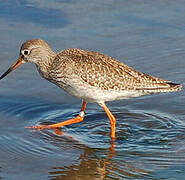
[[0, 39, 55, 80]]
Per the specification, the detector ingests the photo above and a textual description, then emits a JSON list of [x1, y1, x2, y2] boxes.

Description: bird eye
[[21, 49, 30, 56]]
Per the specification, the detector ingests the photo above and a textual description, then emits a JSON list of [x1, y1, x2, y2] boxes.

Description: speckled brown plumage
[[0, 39, 182, 138], [41, 46, 181, 103], [52, 48, 181, 91]]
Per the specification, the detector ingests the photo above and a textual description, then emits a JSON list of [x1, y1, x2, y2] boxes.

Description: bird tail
[[137, 82, 182, 93], [164, 82, 182, 92]]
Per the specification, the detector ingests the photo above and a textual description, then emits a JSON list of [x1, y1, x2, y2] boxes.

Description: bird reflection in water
[[48, 128, 149, 179]]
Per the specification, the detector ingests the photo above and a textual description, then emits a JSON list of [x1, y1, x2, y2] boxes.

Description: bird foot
[[25, 124, 51, 130], [25, 125, 63, 136]]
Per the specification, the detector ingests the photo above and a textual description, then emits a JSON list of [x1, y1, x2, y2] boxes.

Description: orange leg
[[100, 103, 116, 139], [26, 101, 87, 130]]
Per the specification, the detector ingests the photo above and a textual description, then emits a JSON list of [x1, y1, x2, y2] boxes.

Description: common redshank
[[0, 39, 182, 139]]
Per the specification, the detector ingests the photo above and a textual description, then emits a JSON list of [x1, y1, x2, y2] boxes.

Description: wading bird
[[0, 39, 182, 139]]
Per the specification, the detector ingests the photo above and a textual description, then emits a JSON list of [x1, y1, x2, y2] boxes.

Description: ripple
[[0, 96, 83, 169], [0, 96, 185, 179]]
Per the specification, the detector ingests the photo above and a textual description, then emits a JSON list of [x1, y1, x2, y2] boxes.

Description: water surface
[[0, 0, 185, 179]]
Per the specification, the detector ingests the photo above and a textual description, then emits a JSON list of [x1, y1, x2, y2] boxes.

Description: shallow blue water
[[0, 0, 185, 179]]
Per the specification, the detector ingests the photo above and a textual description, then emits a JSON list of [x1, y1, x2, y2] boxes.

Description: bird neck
[[36, 51, 56, 78]]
